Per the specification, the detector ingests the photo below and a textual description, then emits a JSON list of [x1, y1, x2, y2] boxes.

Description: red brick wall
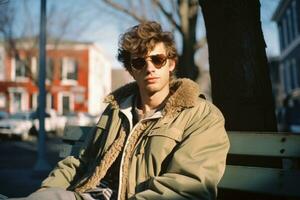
[[0, 47, 90, 113]]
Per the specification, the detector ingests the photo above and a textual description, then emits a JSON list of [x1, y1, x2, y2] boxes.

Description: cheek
[[130, 71, 140, 80], [168, 60, 175, 72]]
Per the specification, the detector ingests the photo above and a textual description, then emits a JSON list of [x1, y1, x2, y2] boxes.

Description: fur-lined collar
[[104, 78, 201, 118]]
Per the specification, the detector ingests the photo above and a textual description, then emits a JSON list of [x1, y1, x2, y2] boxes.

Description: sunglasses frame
[[130, 54, 169, 71]]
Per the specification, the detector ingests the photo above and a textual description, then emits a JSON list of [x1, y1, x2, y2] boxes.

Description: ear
[[168, 59, 176, 72]]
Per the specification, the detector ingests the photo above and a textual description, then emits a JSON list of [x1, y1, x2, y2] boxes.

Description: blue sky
[[89, 0, 281, 65], [260, 0, 281, 56], [5, 0, 281, 67], [80, 0, 282, 66]]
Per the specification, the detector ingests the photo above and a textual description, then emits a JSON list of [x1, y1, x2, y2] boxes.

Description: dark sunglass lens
[[151, 55, 167, 68], [131, 58, 146, 70]]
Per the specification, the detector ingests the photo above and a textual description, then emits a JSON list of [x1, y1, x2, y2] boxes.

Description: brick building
[[0, 40, 111, 115]]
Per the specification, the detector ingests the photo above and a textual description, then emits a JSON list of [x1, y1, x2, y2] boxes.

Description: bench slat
[[219, 165, 300, 197], [59, 143, 84, 158], [227, 132, 300, 158], [63, 126, 93, 141]]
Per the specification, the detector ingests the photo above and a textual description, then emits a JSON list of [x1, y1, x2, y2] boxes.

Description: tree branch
[[151, 0, 182, 33], [102, 0, 146, 22]]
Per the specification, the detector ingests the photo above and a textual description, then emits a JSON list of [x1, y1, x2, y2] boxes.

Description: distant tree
[[101, 0, 200, 80], [199, 0, 277, 131]]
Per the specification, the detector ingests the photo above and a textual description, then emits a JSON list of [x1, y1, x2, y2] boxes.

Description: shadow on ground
[[0, 135, 62, 198]]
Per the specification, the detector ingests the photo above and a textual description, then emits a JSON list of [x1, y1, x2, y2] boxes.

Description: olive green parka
[[41, 78, 230, 200]]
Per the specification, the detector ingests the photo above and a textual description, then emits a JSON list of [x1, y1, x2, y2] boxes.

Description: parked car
[[47, 109, 67, 135], [0, 112, 34, 140], [0, 110, 67, 140], [31, 109, 67, 135], [65, 112, 96, 127], [0, 111, 8, 120]]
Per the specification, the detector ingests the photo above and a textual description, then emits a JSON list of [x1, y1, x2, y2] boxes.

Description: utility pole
[[34, 0, 51, 173]]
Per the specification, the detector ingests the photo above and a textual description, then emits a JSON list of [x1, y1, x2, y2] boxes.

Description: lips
[[145, 77, 159, 83]]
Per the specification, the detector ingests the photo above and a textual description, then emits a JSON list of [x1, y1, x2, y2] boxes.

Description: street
[[0, 135, 63, 198]]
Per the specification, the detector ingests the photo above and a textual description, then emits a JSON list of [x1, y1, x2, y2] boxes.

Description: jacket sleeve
[[40, 126, 99, 189], [130, 102, 230, 200], [40, 155, 84, 189], [41, 107, 111, 189]]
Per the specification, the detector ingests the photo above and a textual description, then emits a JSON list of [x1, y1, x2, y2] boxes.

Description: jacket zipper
[[117, 119, 146, 200], [117, 112, 163, 200]]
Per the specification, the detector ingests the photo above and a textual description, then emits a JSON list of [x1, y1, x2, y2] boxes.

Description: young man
[[9, 21, 229, 200]]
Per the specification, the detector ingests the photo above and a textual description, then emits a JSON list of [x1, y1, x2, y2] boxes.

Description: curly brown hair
[[117, 21, 178, 71]]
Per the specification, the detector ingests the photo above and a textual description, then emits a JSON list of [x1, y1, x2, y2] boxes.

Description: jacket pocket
[[147, 127, 183, 142], [136, 127, 182, 155], [145, 127, 183, 157], [137, 127, 183, 177]]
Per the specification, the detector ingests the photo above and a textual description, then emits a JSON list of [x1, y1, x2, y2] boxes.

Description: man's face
[[130, 42, 175, 96]]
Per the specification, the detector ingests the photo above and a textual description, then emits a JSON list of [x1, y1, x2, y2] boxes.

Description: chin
[[145, 85, 160, 94]]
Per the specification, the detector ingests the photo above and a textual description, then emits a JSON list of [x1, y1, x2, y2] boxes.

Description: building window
[[8, 88, 29, 113], [46, 58, 54, 81], [15, 58, 28, 79], [13, 92, 22, 111], [282, 18, 289, 48], [278, 23, 285, 50], [0, 48, 4, 80], [0, 93, 6, 109], [284, 60, 293, 93], [279, 63, 285, 91], [61, 57, 78, 84], [292, 59, 299, 89], [11, 57, 31, 81], [58, 92, 74, 115], [287, 8, 294, 42], [292, 0, 299, 36]]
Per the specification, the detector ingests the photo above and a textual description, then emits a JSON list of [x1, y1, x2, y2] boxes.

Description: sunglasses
[[131, 54, 168, 70]]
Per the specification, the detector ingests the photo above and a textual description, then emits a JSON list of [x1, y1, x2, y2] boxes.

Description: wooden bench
[[60, 126, 300, 198], [219, 131, 300, 199], [59, 126, 93, 158]]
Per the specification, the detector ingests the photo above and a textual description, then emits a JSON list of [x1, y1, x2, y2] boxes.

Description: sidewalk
[[0, 135, 63, 198]]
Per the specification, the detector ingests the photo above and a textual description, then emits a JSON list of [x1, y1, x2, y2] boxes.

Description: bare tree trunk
[[199, 0, 277, 131], [176, 0, 199, 80]]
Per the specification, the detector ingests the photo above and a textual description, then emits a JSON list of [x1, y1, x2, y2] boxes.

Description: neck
[[138, 87, 169, 113]]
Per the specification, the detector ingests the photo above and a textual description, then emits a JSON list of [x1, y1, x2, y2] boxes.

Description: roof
[[272, 0, 291, 21]]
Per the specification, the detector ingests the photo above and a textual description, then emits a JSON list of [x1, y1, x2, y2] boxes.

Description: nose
[[145, 58, 156, 72]]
